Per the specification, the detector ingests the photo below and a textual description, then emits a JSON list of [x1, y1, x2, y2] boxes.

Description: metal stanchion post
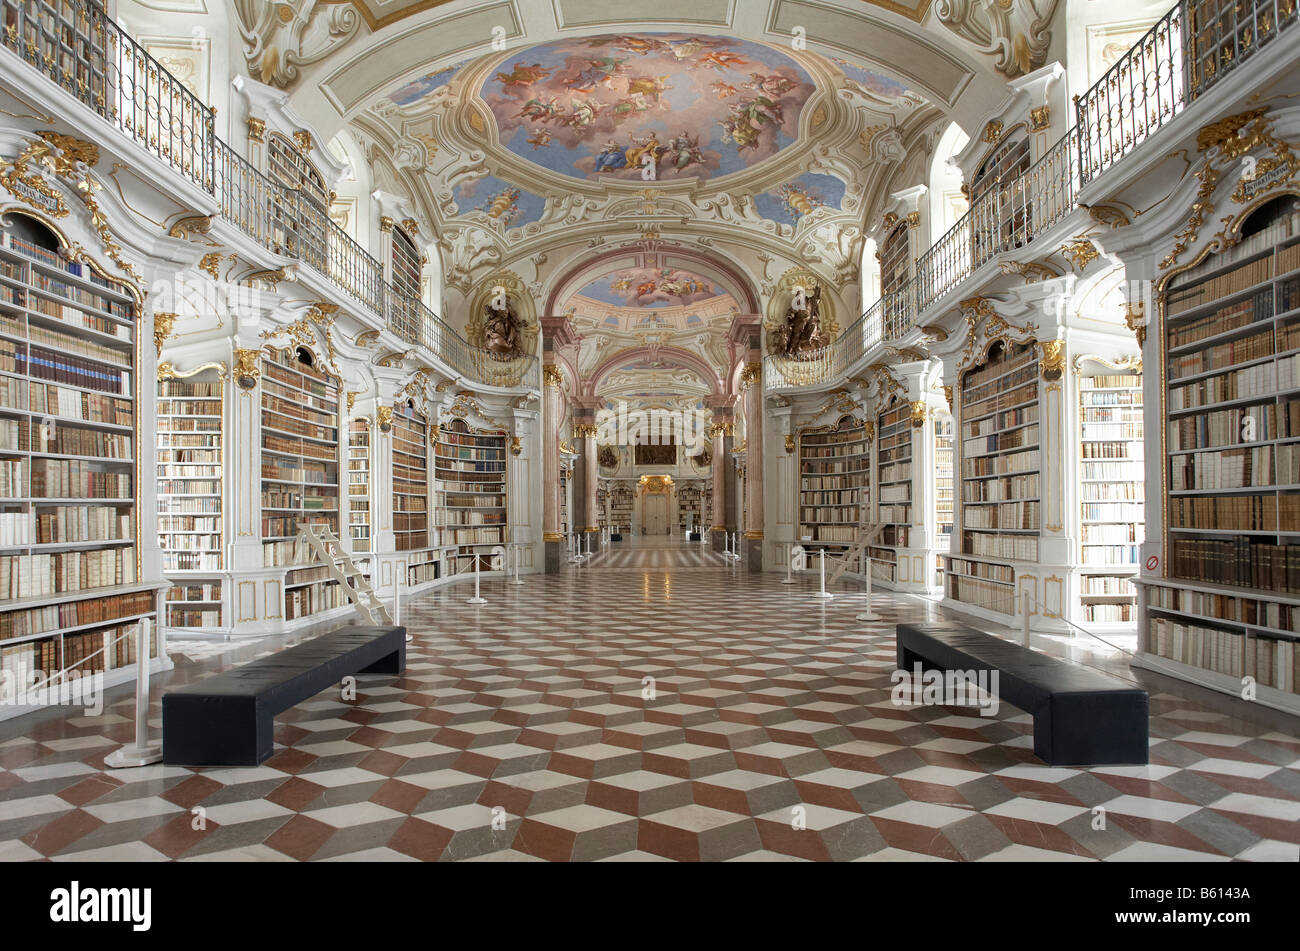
[[814, 550, 833, 600], [468, 554, 487, 605], [856, 560, 880, 621], [510, 543, 524, 585], [105, 618, 162, 768]]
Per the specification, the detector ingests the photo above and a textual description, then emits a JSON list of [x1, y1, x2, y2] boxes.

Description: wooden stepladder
[[296, 522, 393, 625], [827, 521, 884, 587]]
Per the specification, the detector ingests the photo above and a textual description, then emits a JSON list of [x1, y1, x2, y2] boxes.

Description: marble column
[[708, 410, 734, 553], [742, 364, 764, 571], [540, 316, 578, 572], [581, 422, 600, 553], [541, 365, 564, 572]]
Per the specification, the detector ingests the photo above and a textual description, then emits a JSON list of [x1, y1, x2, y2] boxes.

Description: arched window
[[929, 121, 969, 240], [267, 132, 328, 268], [860, 237, 879, 315]]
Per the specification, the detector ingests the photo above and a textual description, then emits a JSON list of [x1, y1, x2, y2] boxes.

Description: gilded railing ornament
[[909, 400, 928, 428]]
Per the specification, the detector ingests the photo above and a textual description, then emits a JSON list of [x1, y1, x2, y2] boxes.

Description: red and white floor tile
[[1, 539, 1297, 862]]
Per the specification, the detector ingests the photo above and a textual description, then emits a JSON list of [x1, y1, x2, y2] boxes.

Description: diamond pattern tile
[[0, 538, 1296, 861]]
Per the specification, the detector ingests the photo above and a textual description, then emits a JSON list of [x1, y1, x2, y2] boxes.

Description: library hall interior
[[0, 0, 1299, 870]]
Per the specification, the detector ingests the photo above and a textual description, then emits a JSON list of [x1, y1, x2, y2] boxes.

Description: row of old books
[[1150, 584, 1296, 633], [30, 460, 131, 499], [1169, 443, 1300, 490], [1168, 492, 1300, 531], [0, 589, 154, 640], [1170, 536, 1300, 592], [1169, 399, 1300, 451], [34, 506, 133, 544], [962, 530, 1039, 561], [0, 549, 135, 598]]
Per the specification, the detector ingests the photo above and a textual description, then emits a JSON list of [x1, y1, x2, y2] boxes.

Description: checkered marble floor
[[1, 539, 1298, 862]]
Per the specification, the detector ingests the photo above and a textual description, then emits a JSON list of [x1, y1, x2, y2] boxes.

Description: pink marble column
[[542, 368, 563, 540], [743, 363, 764, 542]]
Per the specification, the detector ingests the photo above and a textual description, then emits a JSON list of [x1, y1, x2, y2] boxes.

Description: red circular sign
[[1145, 555, 1159, 571]]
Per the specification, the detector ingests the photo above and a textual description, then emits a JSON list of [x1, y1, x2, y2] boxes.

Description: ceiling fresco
[[478, 34, 815, 182], [754, 171, 848, 227], [451, 173, 547, 228], [574, 266, 728, 308]]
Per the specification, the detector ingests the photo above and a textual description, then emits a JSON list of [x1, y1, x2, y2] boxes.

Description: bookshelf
[[945, 340, 1040, 617], [558, 461, 570, 535], [934, 413, 954, 583], [348, 418, 370, 553], [872, 398, 912, 583], [610, 482, 633, 534], [1141, 196, 1300, 711], [798, 415, 869, 553], [267, 133, 327, 266], [392, 400, 428, 552], [1078, 371, 1144, 626], [260, 346, 341, 621], [435, 418, 507, 570], [157, 368, 225, 631], [678, 480, 704, 533], [0, 213, 159, 696]]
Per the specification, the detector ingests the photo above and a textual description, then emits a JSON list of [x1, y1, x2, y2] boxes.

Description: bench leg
[[1033, 694, 1149, 766]]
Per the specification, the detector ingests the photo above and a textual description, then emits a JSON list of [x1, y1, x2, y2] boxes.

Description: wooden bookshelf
[[1078, 371, 1144, 625], [267, 133, 327, 266], [934, 413, 954, 581], [609, 482, 633, 534], [945, 340, 1040, 616], [348, 418, 370, 553], [872, 397, 912, 582], [260, 347, 341, 622], [0, 213, 158, 691], [559, 461, 570, 535], [157, 368, 224, 631], [798, 415, 869, 552], [1144, 196, 1300, 709], [678, 480, 704, 533], [392, 400, 428, 552], [434, 418, 507, 569]]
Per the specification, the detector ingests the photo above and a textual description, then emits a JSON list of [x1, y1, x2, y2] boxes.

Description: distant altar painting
[[635, 441, 677, 466]]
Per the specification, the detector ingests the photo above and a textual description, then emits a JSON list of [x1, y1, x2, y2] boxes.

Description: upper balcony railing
[[0, 0, 537, 390], [764, 129, 1079, 391], [1076, 0, 1298, 185]]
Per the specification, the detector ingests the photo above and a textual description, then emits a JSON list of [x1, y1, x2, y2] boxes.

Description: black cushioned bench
[[162, 625, 406, 767], [896, 622, 1148, 766]]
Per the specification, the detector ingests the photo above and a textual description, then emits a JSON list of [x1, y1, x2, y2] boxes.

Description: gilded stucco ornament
[[153, 312, 177, 356], [1038, 339, 1065, 381]]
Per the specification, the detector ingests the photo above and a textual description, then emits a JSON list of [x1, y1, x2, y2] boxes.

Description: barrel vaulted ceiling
[[228, 0, 1065, 389]]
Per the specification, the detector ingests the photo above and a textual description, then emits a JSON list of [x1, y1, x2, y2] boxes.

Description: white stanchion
[[856, 561, 880, 621], [105, 618, 162, 768], [1021, 591, 1032, 646], [814, 550, 833, 600], [509, 543, 524, 585], [467, 554, 488, 604], [394, 564, 412, 641], [782, 542, 800, 584]]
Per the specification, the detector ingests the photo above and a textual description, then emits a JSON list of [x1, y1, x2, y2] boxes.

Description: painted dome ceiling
[[479, 34, 813, 183], [384, 32, 925, 194]]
